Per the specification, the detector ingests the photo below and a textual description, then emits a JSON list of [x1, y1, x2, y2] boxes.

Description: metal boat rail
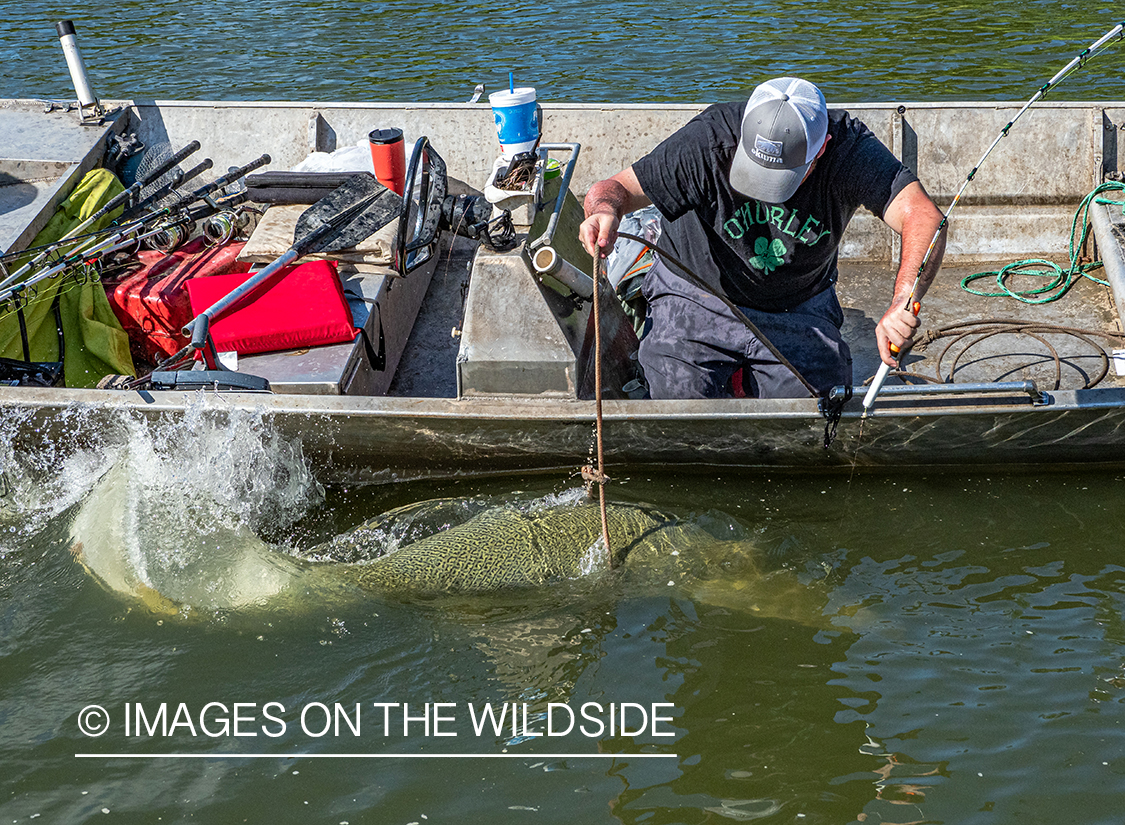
[[828, 381, 1051, 408]]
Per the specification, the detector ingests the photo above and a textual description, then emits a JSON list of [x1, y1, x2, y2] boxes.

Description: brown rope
[[589, 253, 612, 567]]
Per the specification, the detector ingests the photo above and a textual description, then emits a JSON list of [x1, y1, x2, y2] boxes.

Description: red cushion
[[185, 259, 356, 355]]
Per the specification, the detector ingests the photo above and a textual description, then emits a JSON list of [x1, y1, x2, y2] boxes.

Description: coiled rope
[[882, 319, 1125, 390], [961, 181, 1125, 303]]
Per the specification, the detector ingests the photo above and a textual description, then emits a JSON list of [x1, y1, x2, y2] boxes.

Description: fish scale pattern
[[351, 504, 668, 594]]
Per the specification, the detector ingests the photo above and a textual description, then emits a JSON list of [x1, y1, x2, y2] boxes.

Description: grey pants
[[638, 260, 852, 399]]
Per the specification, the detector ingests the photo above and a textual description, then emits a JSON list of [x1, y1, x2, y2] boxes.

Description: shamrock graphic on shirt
[[748, 237, 788, 274]]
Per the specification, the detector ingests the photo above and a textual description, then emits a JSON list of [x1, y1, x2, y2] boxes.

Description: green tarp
[[1, 168, 136, 387]]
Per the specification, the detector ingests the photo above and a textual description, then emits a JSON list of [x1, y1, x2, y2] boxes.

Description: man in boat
[[579, 76, 946, 399]]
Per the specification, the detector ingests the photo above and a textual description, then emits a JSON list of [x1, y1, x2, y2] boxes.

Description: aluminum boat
[[3, 94, 1125, 482]]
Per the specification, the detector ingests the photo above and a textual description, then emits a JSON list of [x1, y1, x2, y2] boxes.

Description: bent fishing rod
[[861, 19, 1125, 413]]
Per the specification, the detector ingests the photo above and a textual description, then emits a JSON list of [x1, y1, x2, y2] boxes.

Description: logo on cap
[[752, 134, 785, 164]]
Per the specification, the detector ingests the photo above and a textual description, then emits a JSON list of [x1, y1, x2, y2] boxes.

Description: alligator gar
[[70, 460, 684, 610], [338, 502, 671, 594], [69, 458, 833, 629]]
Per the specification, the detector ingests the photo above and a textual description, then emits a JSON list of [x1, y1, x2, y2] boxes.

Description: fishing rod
[[0, 140, 202, 288], [78, 140, 203, 227], [122, 153, 270, 223], [1, 207, 191, 301], [0, 191, 249, 306], [0, 223, 182, 311], [0, 220, 158, 301], [117, 157, 215, 222], [0, 153, 269, 299], [861, 19, 1125, 413], [0, 150, 234, 294]]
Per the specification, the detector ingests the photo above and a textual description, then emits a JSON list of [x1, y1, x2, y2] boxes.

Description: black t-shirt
[[633, 103, 918, 312]]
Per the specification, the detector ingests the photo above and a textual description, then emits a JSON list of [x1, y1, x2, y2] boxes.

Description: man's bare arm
[[875, 181, 947, 365]]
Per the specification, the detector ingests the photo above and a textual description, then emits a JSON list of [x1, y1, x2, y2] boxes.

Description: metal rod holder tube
[[529, 142, 581, 250], [55, 20, 98, 110], [530, 245, 594, 299], [840, 380, 1046, 406]]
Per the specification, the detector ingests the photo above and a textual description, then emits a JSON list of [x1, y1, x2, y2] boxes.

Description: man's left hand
[[875, 301, 921, 367]]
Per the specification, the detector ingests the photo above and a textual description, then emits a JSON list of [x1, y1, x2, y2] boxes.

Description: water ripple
[[2, 1, 1122, 103]]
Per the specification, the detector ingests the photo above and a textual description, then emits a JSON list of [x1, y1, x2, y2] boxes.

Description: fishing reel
[[146, 192, 255, 253], [440, 193, 492, 238], [440, 193, 515, 250], [145, 220, 190, 253], [201, 206, 255, 246]]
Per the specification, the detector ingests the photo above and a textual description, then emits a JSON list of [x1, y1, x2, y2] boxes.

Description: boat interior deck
[[837, 258, 1125, 393], [387, 236, 477, 398], [5, 99, 1125, 405], [387, 246, 1125, 400]]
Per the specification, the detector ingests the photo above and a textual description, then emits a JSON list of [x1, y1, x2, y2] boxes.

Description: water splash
[[576, 536, 608, 578], [2, 397, 324, 610], [3, 400, 320, 530]]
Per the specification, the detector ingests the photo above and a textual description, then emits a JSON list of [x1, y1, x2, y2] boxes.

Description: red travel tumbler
[[369, 128, 406, 196]]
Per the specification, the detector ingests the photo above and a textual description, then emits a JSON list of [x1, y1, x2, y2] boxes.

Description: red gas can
[[106, 238, 251, 364]]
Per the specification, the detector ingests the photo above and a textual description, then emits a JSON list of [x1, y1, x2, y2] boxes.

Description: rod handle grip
[[889, 300, 921, 356], [189, 315, 211, 350]]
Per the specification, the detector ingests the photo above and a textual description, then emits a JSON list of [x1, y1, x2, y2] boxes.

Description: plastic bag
[[605, 206, 661, 338], [292, 140, 375, 174], [605, 205, 661, 295]]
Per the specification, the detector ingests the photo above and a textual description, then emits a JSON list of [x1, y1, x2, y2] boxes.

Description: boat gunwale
[[1, 384, 1122, 420], [63, 97, 1125, 110]]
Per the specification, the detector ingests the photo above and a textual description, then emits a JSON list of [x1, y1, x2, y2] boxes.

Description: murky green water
[[4, 3, 1125, 824], [3, 404, 1125, 824]]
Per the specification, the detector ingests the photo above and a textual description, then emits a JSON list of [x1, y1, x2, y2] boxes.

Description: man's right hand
[[874, 300, 922, 367], [579, 167, 652, 259], [579, 211, 622, 258]]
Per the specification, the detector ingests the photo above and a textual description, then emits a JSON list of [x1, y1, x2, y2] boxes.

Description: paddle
[[295, 173, 401, 254], [183, 173, 401, 352]]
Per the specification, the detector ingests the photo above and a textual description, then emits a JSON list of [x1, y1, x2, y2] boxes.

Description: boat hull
[[5, 386, 1125, 483], [5, 97, 1125, 481]]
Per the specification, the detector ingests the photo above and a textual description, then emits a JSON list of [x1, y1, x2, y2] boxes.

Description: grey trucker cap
[[729, 77, 829, 204]]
